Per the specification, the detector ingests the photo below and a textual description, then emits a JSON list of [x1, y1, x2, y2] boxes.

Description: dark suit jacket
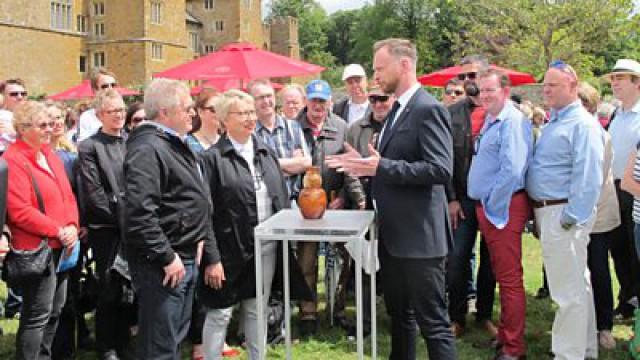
[[333, 97, 372, 124], [372, 87, 454, 259]]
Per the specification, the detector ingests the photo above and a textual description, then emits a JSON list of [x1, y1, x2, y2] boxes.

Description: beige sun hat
[[602, 59, 640, 82]]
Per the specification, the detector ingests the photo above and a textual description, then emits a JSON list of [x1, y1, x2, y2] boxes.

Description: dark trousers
[[130, 258, 196, 360], [589, 231, 615, 331], [90, 228, 131, 355], [446, 197, 496, 325], [380, 244, 457, 360], [611, 182, 640, 309], [189, 265, 206, 345], [334, 243, 372, 327], [16, 249, 68, 360]]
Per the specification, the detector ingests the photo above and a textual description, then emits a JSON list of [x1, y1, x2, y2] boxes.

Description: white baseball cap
[[342, 64, 367, 81]]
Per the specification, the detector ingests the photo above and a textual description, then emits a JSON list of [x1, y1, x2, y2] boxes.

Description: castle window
[[50, 0, 73, 30], [94, 52, 105, 67], [189, 32, 200, 52], [214, 21, 224, 32], [204, 45, 216, 53], [94, 2, 105, 16], [204, 0, 215, 10], [77, 15, 88, 33], [151, 2, 163, 24], [94, 22, 105, 38], [79, 56, 87, 73], [152, 43, 164, 60]]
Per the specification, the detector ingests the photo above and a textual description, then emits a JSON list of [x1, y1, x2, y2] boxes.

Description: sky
[[317, 0, 368, 13]]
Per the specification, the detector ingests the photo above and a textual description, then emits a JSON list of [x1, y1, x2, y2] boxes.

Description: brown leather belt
[[530, 198, 568, 209]]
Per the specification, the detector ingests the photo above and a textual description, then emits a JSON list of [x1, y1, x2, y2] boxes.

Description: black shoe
[[535, 287, 549, 299], [614, 303, 635, 321], [299, 318, 318, 338]]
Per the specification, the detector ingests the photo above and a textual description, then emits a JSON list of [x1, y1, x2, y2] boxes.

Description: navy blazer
[[372, 87, 454, 259]]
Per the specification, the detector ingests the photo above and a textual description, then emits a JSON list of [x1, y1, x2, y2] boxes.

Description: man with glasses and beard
[[77, 68, 119, 142], [445, 55, 497, 338]]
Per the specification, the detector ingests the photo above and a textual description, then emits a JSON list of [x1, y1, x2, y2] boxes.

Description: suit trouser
[[379, 244, 457, 360], [535, 204, 597, 360], [203, 240, 277, 360], [588, 231, 614, 331], [476, 192, 529, 357], [611, 182, 640, 309]]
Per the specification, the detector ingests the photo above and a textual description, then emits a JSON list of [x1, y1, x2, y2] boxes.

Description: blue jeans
[[130, 258, 196, 360], [446, 197, 496, 325]]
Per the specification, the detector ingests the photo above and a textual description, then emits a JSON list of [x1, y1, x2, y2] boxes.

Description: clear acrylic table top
[[254, 209, 375, 242]]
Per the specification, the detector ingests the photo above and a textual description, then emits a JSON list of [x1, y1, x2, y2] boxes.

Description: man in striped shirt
[[248, 79, 311, 198]]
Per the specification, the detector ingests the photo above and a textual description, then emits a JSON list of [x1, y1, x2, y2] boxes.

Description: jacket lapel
[[379, 90, 421, 154]]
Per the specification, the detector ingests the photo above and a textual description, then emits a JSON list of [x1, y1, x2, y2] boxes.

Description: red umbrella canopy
[[48, 80, 139, 101], [418, 65, 537, 87], [155, 42, 325, 81], [190, 79, 284, 96]]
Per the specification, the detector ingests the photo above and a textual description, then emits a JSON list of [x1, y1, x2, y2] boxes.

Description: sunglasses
[[549, 60, 577, 81], [369, 95, 390, 103], [445, 89, 464, 96], [8, 91, 28, 98], [457, 72, 477, 81], [131, 116, 145, 124], [24, 121, 55, 130], [100, 83, 118, 89]]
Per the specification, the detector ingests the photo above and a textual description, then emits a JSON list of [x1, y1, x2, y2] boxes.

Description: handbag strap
[[25, 162, 49, 246]]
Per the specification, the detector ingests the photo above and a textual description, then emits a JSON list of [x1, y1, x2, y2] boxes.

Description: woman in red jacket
[[3, 101, 79, 360]]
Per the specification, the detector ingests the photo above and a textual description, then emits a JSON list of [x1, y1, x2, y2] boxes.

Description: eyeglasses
[[100, 83, 118, 89], [445, 89, 464, 96], [549, 60, 577, 81], [104, 108, 126, 115], [200, 106, 216, 113], [8, 91, 28, 98], [228, 110, 257, 118], [457, 72, 477, 81], [368, 95, 390, 103], [23, 121, 55, 130], [131, 116, 145, 124]]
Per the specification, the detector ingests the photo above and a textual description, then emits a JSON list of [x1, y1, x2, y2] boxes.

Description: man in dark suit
[[327, 38, 456, 359]]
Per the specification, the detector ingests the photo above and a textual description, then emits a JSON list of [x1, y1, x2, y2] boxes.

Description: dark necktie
[[378, 101, 401, 149]]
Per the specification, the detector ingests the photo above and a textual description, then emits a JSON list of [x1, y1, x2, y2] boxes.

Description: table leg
[[370, 223, 377, 360], [355, 237, 364, 360], [255, 238, 265, 359], [284, 239, 292, 360]]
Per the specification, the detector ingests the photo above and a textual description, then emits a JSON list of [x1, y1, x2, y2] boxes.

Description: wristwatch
[[561, 221, 573, 230]]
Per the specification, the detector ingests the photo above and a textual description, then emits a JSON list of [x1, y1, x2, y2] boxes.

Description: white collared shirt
[[347, 99, 369, 125], [609, 98, 640, 179]]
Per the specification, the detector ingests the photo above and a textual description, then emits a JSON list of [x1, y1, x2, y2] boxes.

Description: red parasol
[[48, 80, 139, 101], [190, 79, 283, 96], [154, 42, 324, 81], [418, 65, 537, 87]]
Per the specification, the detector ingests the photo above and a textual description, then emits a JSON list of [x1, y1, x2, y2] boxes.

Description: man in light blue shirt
[[467, 69, 531, 360], [526, 61, 604, 360], [603, 58, 640, 320]]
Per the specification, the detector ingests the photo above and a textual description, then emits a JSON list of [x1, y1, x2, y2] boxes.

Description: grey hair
[[280, 83, 306, 99], [373, 38, 418, 66], [460, 54, 489, 68], [246, 78, 273, 96], [92, 88, 123, 113], [214, 89, 255, 124], [144, 78, 190, 120]]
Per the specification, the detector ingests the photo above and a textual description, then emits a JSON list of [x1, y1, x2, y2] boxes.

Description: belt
[[530, 198, 568, 209]]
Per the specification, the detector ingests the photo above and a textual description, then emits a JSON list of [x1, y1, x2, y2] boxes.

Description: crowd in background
[[0, 37, 639, 360]]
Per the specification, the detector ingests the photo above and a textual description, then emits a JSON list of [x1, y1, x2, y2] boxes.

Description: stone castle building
[[0, 0, 300, 94]]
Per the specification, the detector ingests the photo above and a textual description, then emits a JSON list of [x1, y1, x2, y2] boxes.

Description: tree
[[326, 10, 359, 65], [453, 0, 638, 79], [269, 0, 335, 67]]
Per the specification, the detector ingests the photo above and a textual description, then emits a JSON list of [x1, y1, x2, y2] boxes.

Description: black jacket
[[78, 130, 126, 228], [373, 88, 454, 259], [447, 97, 478, 202], [198, 134, 310, 308], [123, 123, 213, 268]]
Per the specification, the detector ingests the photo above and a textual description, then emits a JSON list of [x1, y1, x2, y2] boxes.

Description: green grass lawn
[[0, 234, 634, 359]]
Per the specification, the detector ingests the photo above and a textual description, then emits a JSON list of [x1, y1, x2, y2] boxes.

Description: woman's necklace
[[196, 132, 219, 148]]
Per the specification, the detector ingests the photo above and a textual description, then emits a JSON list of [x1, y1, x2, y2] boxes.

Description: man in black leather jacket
[[124, 79, 213, 360]]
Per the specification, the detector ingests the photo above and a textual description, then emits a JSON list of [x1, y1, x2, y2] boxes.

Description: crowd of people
[[0, 37, 639, 360]]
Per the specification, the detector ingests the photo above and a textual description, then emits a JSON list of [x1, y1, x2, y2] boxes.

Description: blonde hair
[[214, 89, 255, 124], [13, 101, 47, 136], [43, 100, 76, 152], [93, 88, 123, 113], [373, 38, 417, 65], [577, 81, 600, 114]]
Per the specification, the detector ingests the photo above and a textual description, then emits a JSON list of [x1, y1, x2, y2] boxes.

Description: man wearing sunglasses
[[445, 55, 497, 339], [0, 79, 27, 142], [442, 78, 465, 106], [77, 67, 119, 142], [527, 61, 604, 360], [333, 64, 371, 125]]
